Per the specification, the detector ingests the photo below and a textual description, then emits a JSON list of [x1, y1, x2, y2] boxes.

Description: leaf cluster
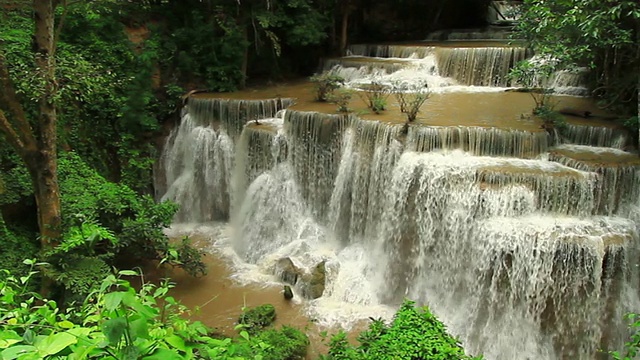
[[322, 300, 481, 360], [0, 266, 308, 360]]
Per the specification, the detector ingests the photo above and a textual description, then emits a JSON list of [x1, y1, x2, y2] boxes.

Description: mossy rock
[[238, 304, 276, 333], [300, 261, 326, 300]]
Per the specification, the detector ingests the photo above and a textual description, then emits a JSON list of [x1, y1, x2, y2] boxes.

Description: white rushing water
[[157, 36, 640, 359]]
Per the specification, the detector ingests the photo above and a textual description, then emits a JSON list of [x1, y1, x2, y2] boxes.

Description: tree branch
[[53, 0, 68, 54], [0, 50, 37, 151], [0, 110, 25, 154]]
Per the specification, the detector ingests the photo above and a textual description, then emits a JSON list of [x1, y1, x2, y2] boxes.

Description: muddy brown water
[[193, 81, 615, 132], [158, 236, 366, 359]]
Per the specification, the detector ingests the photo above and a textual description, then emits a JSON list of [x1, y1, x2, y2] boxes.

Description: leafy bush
[[393, 84, 431, 122], [534, 104, 566, 133], [322, 300, 481, 360], [253, 326, 309, 360], [310, 73, 345, 102], [37, 152, 206, 298], [0, 265, 309, 360], [327, 88, 355, 113], [610, 313, 640, 359], [358, 82, 390, 114]]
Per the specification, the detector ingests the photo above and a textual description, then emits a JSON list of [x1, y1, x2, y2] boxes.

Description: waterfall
[[158, 98, 292, 221], [332, 44, 528, 89], [157, 33, 640, 359], [562, 124, 630, 149], [550, 145, 640, 216], [347, 45, 435, 59], [436, 47, 528, 87]]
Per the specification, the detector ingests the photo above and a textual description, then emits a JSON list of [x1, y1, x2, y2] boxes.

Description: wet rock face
[[275, 257, 302, 285], [274, 258, 327, 300], [300, 261, 327, 300]]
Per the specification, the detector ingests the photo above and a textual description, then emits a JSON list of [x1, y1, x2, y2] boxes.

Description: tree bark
[[0, 0, 61, 248], [340, 8, 349, 56], [32, 0, 61, 248]]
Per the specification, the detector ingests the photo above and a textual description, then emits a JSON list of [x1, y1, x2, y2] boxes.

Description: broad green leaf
[[1, 345, 36, 360], [101, 317, 127, 345], [35, 332, 77, 356], [164, 335, 186, 352], [119, 270, 139, 276], [22, 329, 34, 345], [104, 292, 126, 311], [0, 330, 23, 349], [57, 320, 75, 329], [143, 348, 184, 360], [129, 317, 150, 340], [121, 344, 141, 360]]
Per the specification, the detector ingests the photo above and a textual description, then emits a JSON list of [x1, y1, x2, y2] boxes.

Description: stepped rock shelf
[[157, 39, 640, 360]]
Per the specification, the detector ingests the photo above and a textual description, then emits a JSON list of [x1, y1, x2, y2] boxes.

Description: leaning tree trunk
[[32, 0, 61, 248], [340, 7, 350, 56]]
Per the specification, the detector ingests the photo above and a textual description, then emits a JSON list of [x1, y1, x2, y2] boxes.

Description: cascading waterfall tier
[[347, 44, 435, 59], [435, 46, 528, 87], [330, 44, 528, 89], [549, 145, 640, 216], [158, 98, 292, 222], [562, 123, 630, 149], [188, 97, 294, 139], [407, 125, 549, 158]]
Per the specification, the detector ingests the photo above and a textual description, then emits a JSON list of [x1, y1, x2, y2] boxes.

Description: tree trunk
[[32, 0, 61, 248], [340, 9, 349, 56]]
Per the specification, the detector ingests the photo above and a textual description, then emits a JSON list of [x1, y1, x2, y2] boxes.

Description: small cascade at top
[[334, 42, 528, 89]]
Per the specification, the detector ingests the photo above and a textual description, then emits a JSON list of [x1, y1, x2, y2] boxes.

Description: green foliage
[[393, 83, 431, 123], [508, 58, 557, 110], [610, 313, 640, 359], [515, 0, 640, 116], [239, 304, 277, 334], [310, 74, 345, 102], [252, 326, 309, 360], [0, 266, 308, 360], [358, 82, 391, 114], [327, 88, 355, 113], [33, 152, 206, 298], [534, 105, 567, 133], [322, 300, 481, 360], [0, 216, 38, 280]]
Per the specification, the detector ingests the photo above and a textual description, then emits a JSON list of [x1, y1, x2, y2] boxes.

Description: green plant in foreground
[[321, 300, 482, 360], [0, 261, 309, 360], [609, 313, 640, 360], [310, 73, 345, 102], [238, 304, 277, 334]]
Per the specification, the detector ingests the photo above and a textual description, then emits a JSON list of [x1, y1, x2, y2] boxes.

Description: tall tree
[[0, 0, 61, 248]]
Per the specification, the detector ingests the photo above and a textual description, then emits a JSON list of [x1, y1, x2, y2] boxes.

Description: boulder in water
[[283, 285, 294, 300], [300, 261, 326, 300], [275, 257, 302, 285]]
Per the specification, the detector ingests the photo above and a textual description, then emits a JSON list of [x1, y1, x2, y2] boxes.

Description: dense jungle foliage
[[513, 0, 640, 136]]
